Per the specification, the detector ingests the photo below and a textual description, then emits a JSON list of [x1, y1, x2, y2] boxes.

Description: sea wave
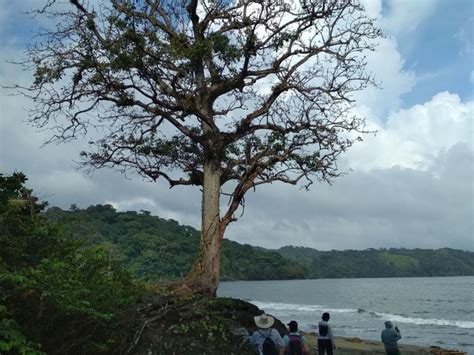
[[251, 301, 474, 330], [251, 300, 357, 314], [357, 309, 474, 329]]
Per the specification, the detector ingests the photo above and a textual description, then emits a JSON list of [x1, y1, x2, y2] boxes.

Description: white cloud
[[350, 1, 417, 121], [347, 92, 473, 171], [382, 0, 439, 38], [353, 37, 415, 120], [106, 197, 157, 211], [359, 0, 383, 19]]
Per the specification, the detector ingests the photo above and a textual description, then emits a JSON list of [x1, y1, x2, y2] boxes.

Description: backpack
[[259, 330, 279, 355], [319, 324, 329, 337], [287, 333, 302, 355]]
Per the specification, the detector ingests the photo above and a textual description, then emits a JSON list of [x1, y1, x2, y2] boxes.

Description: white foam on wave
[[251, 300, 357, 314], [251, 301, 474, 330], [373, 311, 474, 329]]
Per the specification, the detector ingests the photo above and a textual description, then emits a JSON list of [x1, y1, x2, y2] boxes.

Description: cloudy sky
[[1, 0, 473, 251]]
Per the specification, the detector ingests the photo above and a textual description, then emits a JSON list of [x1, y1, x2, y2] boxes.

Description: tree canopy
[[25, 0, 379, 188], [44, 205, 308, 281], [19, 0, 382, 294]]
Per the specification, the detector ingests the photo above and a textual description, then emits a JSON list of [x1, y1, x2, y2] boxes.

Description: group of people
[[250, 312, 335, 355], [250, 312, 402, 355]]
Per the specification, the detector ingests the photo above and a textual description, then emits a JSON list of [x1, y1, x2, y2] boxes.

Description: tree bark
[[184, 158, 225, 296]]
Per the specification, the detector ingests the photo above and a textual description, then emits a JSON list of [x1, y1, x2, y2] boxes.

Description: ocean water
[[217, 277, 474, 354]]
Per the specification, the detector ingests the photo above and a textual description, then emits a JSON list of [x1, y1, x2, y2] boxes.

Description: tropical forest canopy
[[44, 205, 474, 280], [44, 205, 307, 281]]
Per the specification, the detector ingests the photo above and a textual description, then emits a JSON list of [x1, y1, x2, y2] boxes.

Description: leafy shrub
[[0, 173, 142, 354]]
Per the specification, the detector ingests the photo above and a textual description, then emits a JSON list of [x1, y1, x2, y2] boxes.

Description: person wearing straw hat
[[250, 313, 285, 355]]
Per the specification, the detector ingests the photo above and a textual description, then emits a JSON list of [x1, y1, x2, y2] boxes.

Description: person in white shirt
[[317, 312, 335, 355]]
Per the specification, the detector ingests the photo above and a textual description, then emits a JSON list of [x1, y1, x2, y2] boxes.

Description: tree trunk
[[184, 158, 225, 296]]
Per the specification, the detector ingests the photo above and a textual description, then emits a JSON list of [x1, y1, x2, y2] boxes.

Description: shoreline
[[303, 332, 467, 355]]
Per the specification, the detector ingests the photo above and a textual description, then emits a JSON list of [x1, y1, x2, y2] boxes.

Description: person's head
[[254, 314, 275, 329], [384, 321, 393, 329], [287, 320, 298, 332], [322, 312, 330, 321]]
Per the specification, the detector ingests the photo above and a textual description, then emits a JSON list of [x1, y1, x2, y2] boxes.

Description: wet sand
[[303, 332, 466, 355]]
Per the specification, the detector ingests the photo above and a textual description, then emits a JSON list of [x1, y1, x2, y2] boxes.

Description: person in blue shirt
[[281, 320, 309, 355], [381, 321, 402, 355]]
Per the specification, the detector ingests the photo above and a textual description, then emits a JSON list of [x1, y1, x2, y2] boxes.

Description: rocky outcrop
[[122, 294, 465, 355], [125, 294, 287, 354]]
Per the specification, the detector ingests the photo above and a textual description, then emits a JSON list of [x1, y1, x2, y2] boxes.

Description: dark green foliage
[[277, 246, 474, 278], [44, 206, 308, 281], [221, 242, 307, 280], [45, 205, 200, 280], [44, 205, 474, 281], [0, 173, 142, 354], [131, 295, 266, 355]]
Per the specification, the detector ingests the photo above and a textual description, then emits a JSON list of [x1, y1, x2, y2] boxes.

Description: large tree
[[19, 0, 381, 295]]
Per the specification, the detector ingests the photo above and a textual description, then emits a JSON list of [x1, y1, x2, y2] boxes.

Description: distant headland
[[45, 205, 474, 281]]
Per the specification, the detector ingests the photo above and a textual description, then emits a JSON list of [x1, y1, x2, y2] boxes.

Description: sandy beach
[[303, 332, 467, 355]]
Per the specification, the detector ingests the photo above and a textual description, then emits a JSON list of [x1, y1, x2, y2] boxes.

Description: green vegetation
[[277, 246, 474, 278], [0, 173, 142, 354], [44, 206, 308, 281], [44, 205, 474, 281]]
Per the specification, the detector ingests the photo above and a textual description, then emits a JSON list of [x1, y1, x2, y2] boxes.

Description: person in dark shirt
[[317, 312, 335, 355], [281, 320, 309, 355], [381, 321, 402, 355]]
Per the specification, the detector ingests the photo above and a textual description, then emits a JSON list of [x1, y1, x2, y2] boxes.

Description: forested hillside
[[44, 205, 307, 281], [44, 205, 474, 281], [277, 246, 474, 278]]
